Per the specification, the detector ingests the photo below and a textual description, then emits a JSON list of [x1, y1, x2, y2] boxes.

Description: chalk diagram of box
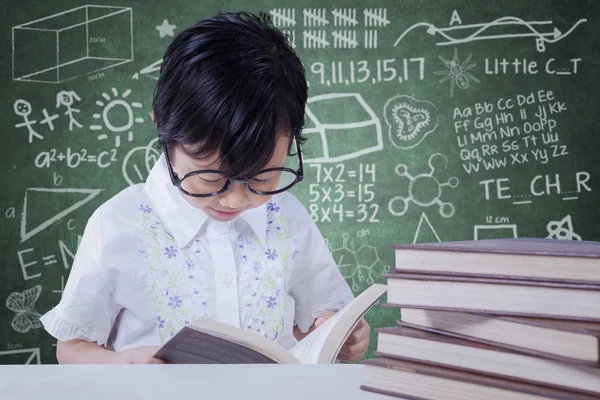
[[12, 5, 133, 83], [302, 93, 383, 163], [473, 224, 518, 240]]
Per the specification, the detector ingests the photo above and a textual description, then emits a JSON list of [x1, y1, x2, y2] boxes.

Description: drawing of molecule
[[331, 233, 390, 292], [388, 153, 459, 218]]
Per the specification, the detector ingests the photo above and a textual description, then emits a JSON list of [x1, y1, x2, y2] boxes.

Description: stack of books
[[360, 237, 600, 399]]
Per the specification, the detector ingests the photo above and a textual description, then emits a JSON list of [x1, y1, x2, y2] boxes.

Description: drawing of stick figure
[[56, 90, 82, 131], [14, 99, 43, 143]]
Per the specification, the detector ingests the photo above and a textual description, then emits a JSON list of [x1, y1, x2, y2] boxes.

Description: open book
[[153, 283, 387, 364]]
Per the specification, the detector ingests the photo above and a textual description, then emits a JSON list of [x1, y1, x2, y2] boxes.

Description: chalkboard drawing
[[303, 30, 329, 49], [413, 212, 441, 243], [364, 8, 389, 27], [89, 88, 145, 148], [55, 90, 82, 131], [303, 8, 329, 27], [156, 19, 176, 38], [388, 153, 459, 218], [53, 275, 66, 296], [394, 16, 587, 51], [332, 233, 391, 293], [332, 8, 357, 27], [333, 30, 358, 49], [546, 215, 582, 241], [40, 108, 60, 131], [364, 30, 378, 49], [270, 8, 296, 27], [434, 48, 479, 98], [474, 224, 518, 240], [13, 99, 43, 143], [6, 285, 43, 333], [122, 137, 160, 186], [12, 5, 133, 83], [0, 348, 41, 364], [133, 59, 162, 81], [269, 8, 296, 48], [302, 93, 382, 163], [20, 188, 104, 243], [384, 95, 439, 149]]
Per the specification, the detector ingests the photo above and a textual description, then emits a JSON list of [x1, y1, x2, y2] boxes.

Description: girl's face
[[170, 135, 290, 222]]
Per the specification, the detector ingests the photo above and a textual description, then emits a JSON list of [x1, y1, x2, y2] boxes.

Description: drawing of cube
[[302, 93, 382, 163], [12, 5, 133, 83]]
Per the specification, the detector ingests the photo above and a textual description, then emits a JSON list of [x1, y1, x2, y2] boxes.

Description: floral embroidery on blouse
[[238, 201, 298, 341], [135, 200, 299, 344], [135, 205, 208, 342]]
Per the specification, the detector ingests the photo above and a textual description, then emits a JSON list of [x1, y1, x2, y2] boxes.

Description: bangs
[[178, 81, 295, 178]]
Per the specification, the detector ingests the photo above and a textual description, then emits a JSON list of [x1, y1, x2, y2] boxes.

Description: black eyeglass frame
[[164, 139, 304, 198]]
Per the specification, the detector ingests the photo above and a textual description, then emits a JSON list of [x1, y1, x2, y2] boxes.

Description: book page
[[288, 310, 344, 364], [289, 284, 387, 364]]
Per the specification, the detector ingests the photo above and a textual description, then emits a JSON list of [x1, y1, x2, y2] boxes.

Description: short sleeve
[[40, 213, 120, 346], [289, 220, 354, 333]]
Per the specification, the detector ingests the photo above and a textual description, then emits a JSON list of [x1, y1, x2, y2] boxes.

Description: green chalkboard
[[1, 0, 598, 365]]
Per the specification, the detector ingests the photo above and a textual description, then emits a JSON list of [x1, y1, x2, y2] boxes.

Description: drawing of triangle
[[139, 59, 163, 80], [20, 188, 104, 243], [413, 212, 441, 243], [0, 348, 41, 364]]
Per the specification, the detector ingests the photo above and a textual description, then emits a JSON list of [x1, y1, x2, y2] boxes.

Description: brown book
[[374, 325, 600, 396], [391, 237, 600, 284], [394, 308, 600, 365], [152, 283, 386, 364], [361, 356, 600, 400], [384, 272, 600, 321]]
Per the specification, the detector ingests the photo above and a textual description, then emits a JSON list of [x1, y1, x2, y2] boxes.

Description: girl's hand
[[315, 311, 370, 363], [118, 346, 165, 364]]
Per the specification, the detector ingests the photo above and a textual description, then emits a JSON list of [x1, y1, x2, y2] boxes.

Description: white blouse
[[40, 154, 354, 352]]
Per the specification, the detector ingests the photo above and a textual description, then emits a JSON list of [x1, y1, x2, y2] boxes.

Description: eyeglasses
[[164, 139, 304, 197]]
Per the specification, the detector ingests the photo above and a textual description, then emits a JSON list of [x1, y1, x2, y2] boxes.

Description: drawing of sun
[[434, 48, 480, 98], [89, 88, 144, 148]]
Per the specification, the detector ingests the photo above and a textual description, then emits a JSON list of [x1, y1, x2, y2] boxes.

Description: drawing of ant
[[434, 47, 480, 97]]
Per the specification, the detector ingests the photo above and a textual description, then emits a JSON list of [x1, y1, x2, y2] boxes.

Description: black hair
[[152, 11, 308, 178]]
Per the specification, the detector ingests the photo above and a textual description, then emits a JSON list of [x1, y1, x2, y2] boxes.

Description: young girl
[[40, 11, 370, 364]]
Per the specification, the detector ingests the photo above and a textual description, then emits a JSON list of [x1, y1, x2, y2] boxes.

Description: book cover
[[495, 315, 600, 335], [391, 237, 600, 258], [394, 309, 600, 365], [383, 272, 600, 321], [374, 326, 600, 396], [361, 356, 600, 400], [391, 238, 600, 283], [395, 318, 599, 366], [154, 327, 280, 363], [153, 283, 387, 364], [383, 271, 600, 290]]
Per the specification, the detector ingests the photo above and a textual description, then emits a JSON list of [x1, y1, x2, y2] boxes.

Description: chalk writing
[[309, 58, 425, 86], [35, 148, 118, 169], [478, 171, 592, 203], [308, 163, 379, 223], [454, 90, 573, 174]]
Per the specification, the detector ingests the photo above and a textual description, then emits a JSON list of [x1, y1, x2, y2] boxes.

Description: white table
[[0, 364, 391, 400]]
